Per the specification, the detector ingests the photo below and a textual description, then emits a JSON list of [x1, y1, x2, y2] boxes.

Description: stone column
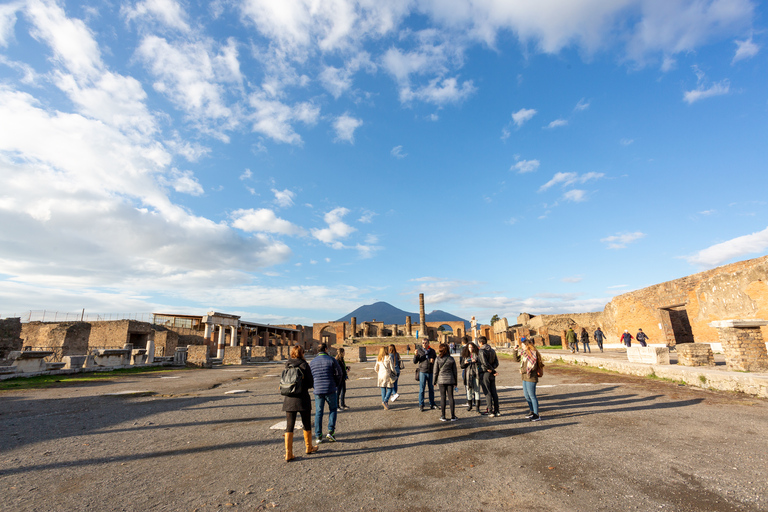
[[419, 293, 426, 339], [217, 325, 226, 358], [204, 323, 212, 339], [230, 326, 237, 347], [406, 316, 412, 336], [260, 330, 269, 347], [364, 323, 370, 337], [709, 320, 768, 372], [240, 328, 248, 346], [351, 317, 357, 339]]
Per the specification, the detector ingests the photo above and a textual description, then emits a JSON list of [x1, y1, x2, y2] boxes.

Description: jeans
[[337, 381, 347, 407], [480, 372, 499, 414], [582, 342, 591, 353], [596, 339, 603, 351], [418, 371, 436, 407], [313, 392, 338, 438], [522, 380, 538, 415], [381, 387, 393, 403], [393, 375, 399, 394]]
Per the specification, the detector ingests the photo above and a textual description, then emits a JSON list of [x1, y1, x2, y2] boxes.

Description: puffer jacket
[[309, 352, 342, 394], [433, 355, 457, 385], [374, 357, 395, 388]]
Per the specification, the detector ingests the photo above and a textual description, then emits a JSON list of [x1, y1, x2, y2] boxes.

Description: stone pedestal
[[173, 347, 188, 366], [63, 355, 87, 369], [677, 343, 715, 366], [357, 346, 367, 363], [627, 346, 670, 364], [709, 320, 768, 372]]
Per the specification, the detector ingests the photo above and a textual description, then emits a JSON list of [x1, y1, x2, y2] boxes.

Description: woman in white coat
[[374, 346, 396, 409]]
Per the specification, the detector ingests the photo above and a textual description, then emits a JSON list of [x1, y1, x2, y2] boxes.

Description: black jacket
[[433, 355, 458, 385], [477, 345, 499, 374], [413, 346, 436, 373], [282, 358, 313, 412]]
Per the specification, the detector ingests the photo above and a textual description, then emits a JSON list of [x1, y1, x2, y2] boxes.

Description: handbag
[[536, 356, 544, 378], [415, 368, 420, 381]]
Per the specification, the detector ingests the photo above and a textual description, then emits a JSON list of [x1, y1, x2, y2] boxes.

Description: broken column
[[709, 320, 768, 372], [406, 316, 412, 337], [419, 293, 426, 339], [351, 317, 357, 338]]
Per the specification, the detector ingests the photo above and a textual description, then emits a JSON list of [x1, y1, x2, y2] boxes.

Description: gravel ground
[[0, 358, 766, 512]]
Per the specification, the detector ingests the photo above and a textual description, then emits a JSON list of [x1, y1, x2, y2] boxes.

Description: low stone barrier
[[186, 345, 211, 368], [63, 355, 87, 369], [10, 350, 53, 373], [92, 349, 131, 367], [627, 346, 670, 364], [677, 343, 715, 366], [223, 345, 246, 365]]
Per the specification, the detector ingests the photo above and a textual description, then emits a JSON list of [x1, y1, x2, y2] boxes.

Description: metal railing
[[8, 311, 154, 323]]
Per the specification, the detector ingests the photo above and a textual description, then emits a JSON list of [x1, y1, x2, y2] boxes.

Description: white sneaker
[[390, 393, 399, 402]]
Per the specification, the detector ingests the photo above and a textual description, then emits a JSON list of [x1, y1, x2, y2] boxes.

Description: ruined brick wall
[[21, 321, 91, 355], [0, 317, 23, 359], [525, 312, 605, 333], [223, 346, 246, 365], [313, 321, 347, 344], [603, 255, 768, 344], [152, 329, 179, 357], [88, 320, 132, 348]]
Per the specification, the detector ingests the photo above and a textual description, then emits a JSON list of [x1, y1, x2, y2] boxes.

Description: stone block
[[626, 346, 670, 364], [186, 345, 211, 368], [223, 345, 246, 365], [63, 355, 87, 369], [11, 350, 54, 373], [93, 349, 131, 367], [173, 347, 188, 366], [677, 343, 715, 367]]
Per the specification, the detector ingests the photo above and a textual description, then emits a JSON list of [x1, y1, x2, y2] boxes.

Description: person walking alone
[[281, 345, 317, 461], [477, 336, 500, 417], [309, 342, 343, 444], [566, 327, 578, 353], [460, 341, 482, 414], [433, 342, 458, 421], [580, 327, 591, 353], [414, 339, 437, 411], [374, 347, 396, 409], [593, 327, 606, 352]]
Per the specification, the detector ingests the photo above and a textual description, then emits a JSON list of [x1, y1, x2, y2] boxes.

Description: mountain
[[336, 302, 470, 331]]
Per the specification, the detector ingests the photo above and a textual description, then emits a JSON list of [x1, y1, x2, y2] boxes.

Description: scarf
[[525, 348, 538, 375]]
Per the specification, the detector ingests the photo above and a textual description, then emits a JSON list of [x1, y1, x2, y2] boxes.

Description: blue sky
[[1, 0, 767, 326]]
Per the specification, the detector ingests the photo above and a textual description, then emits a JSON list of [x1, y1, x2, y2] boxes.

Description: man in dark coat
[[309, 342, 342, 443], [593, 327, 606, 352], [413, 339, 437, 411], [477, 336, 500, 416]]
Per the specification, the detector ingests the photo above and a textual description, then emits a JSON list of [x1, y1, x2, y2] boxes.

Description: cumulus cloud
[[511, 159, 540, 174], [249, 92, 320, 144], [163, 168, 204, 196], [333, 114, 362, 143], [512, 108, 537, 127], [358, 211, 375, 223], [563, 189, 587, 202], [123, 0, 191, 32], [311, 207, 356, 247], [686, 226, 768, 267], [272, 188, 295, 208], [683, 66, 730, 104], [546, 118, 568, 129], [733, 37, 759, 63], [231, 208, 305, 236], [601, 231, 646, 249]]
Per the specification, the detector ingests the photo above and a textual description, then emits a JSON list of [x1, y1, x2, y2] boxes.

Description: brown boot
[[303, 430, 318, 454], [284, 432, 294, 462]]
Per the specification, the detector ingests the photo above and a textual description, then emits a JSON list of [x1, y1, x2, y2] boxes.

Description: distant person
[[413, 339, 437, 411], [336, 347, 350, 410], [580, 328, 591, 353], [460, 341, 482, 413], [388, 344, 404, 402], [477, 336, 500, 416], [281, 345, 317, 461], [512, 337, 543, 421], [636, 328, 649, 347], [593, 327, 606, 352], [566, 327, 578, 353], [459, 335, 470, 393], [620, 330, 634, 348], [374, 347, 396, 409], [406, 344, 410, 355], [309, 342, 343, 444], [433, 342, 458, 421]]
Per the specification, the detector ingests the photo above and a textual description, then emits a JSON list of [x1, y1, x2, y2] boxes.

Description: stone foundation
[[710, 320, 768, 372], [223, 345, 246, 365], [186, 345, 211, 368], [677, 343, 715, 366]]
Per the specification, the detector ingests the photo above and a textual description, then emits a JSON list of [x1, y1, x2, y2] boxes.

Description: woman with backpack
[[433, 342, 458, 421], [513, 337, 543, 422], [388, 344, 403, 402], [374, 346, 396, 410], [281, 345, 317, 461]]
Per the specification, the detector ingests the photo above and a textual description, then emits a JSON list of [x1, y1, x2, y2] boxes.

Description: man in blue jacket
[[413, 339, 437, 411], [309, 342, 343, 443]]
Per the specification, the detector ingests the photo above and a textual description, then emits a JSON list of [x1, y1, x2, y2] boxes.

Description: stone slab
[[627, 346, 670, 365], [709, 319, 768, 328]]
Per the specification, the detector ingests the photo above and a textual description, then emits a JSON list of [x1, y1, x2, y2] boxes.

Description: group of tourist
[[279, 335, 545, 461], [566, 326, 650, 352]]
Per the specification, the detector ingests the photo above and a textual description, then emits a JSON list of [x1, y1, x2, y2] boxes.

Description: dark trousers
[[285, 410, 311, 433], [337, 381, 347, 407], [438, 384, 455, 418], [596, 339, 603, 351], [480, 372, 499, 414]]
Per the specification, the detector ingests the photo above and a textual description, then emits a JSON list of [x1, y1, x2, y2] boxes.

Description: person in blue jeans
[[388, 344, 402, 402], [413, 339, 437, 411], [309, 342, 343, 444]]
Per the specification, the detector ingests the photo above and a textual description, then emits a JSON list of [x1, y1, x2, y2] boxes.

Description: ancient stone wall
[[223, 346, 246, 365], [21, 321, 91, 355], [152, 329, 179, 357], [0, 317, 23, 359], [313, 321, 347, 345], [603, 255, 768, 345], [524, 312, 605, 333]]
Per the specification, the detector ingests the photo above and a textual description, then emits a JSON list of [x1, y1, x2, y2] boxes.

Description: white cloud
[[661, 55, 677, 72], [400, 76, 476, 105], [123, 0, 191, 33], [391, 145, 407, 158], [620, 138, 634, 146], [249, 92, 319, 144], [601, 231, 646, 249], [684, 80, 730, 104], [733, 37, 759, 63], [358, 211, 375, 223], [511, 159, 540, 174], [239, 168, 252, 180], [574, 98, 590, 111], [163, 168, 204, 196], [272, 188, 295, 208], [231, 208, 305, 236], [563, 189, 587, 202], [319, 52, 375, 98], [562, 276, 583, 283], [333, 114, 362, 143], [311, 207, 356, 246], [539, 171, 603, 192], [699, 209, 716, 215], [546, 118, 568, 129], [512, 108, 537, 127], [686, 226, 768, 267], [0, 3, 21, 48]]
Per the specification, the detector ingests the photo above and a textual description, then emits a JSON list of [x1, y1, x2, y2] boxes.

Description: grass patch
[[699, 375, 707, 384], [539, 345, 563, 350], [0, 366, 187, 391]]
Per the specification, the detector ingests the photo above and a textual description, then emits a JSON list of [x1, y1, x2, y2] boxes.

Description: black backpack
[[280, 364, 304, 396]]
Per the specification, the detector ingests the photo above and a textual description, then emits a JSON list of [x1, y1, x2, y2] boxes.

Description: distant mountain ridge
[[336, 301, 470, 331]]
